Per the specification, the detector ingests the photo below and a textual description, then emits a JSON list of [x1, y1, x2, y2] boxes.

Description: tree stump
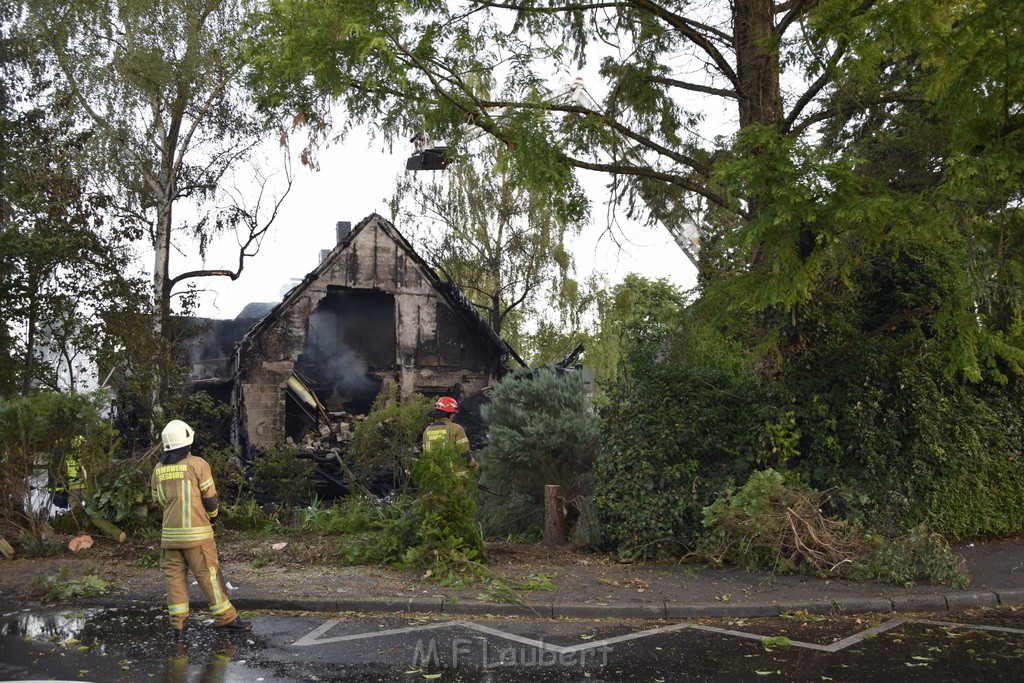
[[543, 484, 566, 546]]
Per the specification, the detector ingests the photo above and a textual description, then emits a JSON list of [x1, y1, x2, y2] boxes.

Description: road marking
[[294, 618, 694, 653], [292, 615, 1024, 653], [913, 618, 1024, 635], [293, 619, 453, 646], [467, 620, 694, 654]]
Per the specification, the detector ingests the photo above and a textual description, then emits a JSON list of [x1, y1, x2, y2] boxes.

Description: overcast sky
[[186, 122, 699, 321]]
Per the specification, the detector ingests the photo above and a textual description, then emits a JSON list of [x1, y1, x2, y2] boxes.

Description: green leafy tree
[[478, 367, 599, 540], [598, 275, 687, 381], [26, 0, 293, 337], [391, 138, 585, 349], [517, 272, 604, 367], [524, 274, 686, 384], [243, 0, 1024, 378], [0, 390, 118, 538], [244, 0, 1024, 543], [349, 387, 433, 494], [1, 3, 150, 396]]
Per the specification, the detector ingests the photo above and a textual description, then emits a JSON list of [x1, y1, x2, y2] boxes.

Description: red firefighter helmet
[[435, 397, 459, 413]]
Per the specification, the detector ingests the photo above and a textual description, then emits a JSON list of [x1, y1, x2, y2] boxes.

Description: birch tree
[[28, 0, 292, 335], [391, 138, 584, 349]]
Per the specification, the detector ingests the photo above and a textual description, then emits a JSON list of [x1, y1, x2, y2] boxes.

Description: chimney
[[319, 249, 332, 264], [336, 221, 352, 243]]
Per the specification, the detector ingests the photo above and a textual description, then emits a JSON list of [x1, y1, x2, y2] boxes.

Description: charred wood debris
[[258, 341, 584, 501], [284, 373, 491, 500]]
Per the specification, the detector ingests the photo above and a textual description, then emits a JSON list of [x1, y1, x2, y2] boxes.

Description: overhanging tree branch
[[790, 93, 926, 136], [648, 75, 739, 100], [632, 0, 739, 90], [782, 42, 847, 133]]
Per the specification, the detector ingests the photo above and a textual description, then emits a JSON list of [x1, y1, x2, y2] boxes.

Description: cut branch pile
[[698, 478, 869, 575]]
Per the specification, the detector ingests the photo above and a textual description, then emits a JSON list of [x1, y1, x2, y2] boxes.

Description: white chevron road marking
[[292, 615, 1023, 653]]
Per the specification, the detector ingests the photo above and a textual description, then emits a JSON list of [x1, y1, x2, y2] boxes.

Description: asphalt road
[[2, 606, 1024, 681]]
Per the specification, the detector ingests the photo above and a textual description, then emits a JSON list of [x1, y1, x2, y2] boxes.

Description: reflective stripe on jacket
[[151, 454, 218, 549], [422, 418, 470, 454], [65, 456, 87, 491]]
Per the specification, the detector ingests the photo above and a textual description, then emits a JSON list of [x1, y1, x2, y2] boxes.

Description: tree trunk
[[89, 515, 127, 543], [734, 0, 782, 130], [153, 193, 173, 338], [21, 276, 38, 395], [543, 484, 566, 545], [733, 0, 784, 270]]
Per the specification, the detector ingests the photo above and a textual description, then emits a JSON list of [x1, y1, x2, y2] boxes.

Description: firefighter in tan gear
[[422, 397, 476, 467], [151, 419, 250, 636]]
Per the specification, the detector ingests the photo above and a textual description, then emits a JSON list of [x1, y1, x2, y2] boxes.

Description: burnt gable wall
[[234, 214, 506, 450]]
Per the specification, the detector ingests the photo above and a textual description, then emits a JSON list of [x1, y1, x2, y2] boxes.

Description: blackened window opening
[[296, 289, 395, 414]]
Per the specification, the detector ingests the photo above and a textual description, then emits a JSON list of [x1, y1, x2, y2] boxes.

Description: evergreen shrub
[[478, 367, 600, 541], [790, 340, 1024, 539], [781, 238, 1024, 537]]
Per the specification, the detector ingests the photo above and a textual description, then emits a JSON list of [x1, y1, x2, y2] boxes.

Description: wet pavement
[[3, 606, 1024, 681], [5, 537, 1024, 624]]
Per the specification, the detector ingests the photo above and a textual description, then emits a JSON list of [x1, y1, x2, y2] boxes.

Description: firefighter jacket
[[422, 417, 471, 455], [50, 436, 89, 493], [151, 451, 219, 549], [64, 455, 87, 491]]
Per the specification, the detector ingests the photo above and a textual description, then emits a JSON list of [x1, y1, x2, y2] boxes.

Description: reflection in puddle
[[0, 607, 274, 683], [3, 608, 91, 641]]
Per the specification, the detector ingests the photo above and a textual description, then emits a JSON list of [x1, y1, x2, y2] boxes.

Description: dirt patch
[[485, 540, 613, 566], [0, 533, 642, 607]]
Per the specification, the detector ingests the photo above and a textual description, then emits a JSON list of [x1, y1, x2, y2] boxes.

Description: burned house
[[180, 302, 277, 405], [224, 213, 522, 453]]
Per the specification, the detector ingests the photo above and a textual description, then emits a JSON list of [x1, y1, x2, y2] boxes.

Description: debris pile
[[289, 410, 366, 500]]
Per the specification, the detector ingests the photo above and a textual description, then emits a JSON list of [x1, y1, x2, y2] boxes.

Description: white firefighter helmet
[[161, 419, 194, 451]]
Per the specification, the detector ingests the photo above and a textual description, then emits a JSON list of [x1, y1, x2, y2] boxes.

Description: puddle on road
[[0, 606, 281, 682], [2, 607, 1023, 682]]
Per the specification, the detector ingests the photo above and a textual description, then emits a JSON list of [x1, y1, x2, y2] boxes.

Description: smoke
[[296, 291, 387, 412], [184, 314, 264, 380]]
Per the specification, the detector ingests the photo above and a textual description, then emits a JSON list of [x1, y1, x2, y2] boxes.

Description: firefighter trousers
[[160, 541, 237, 629]]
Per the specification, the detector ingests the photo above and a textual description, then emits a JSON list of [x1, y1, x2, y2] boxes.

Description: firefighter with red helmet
[[422, 397, 474, 465], [151, 419, 250, 638]]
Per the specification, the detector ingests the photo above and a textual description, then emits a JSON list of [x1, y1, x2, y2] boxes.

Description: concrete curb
[[944, 591, 998, 610], [555, 603, 666, 619], [891, 594, 947, 612], [997, 589, 1024, 606], [143, 588, 1024, 621]]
